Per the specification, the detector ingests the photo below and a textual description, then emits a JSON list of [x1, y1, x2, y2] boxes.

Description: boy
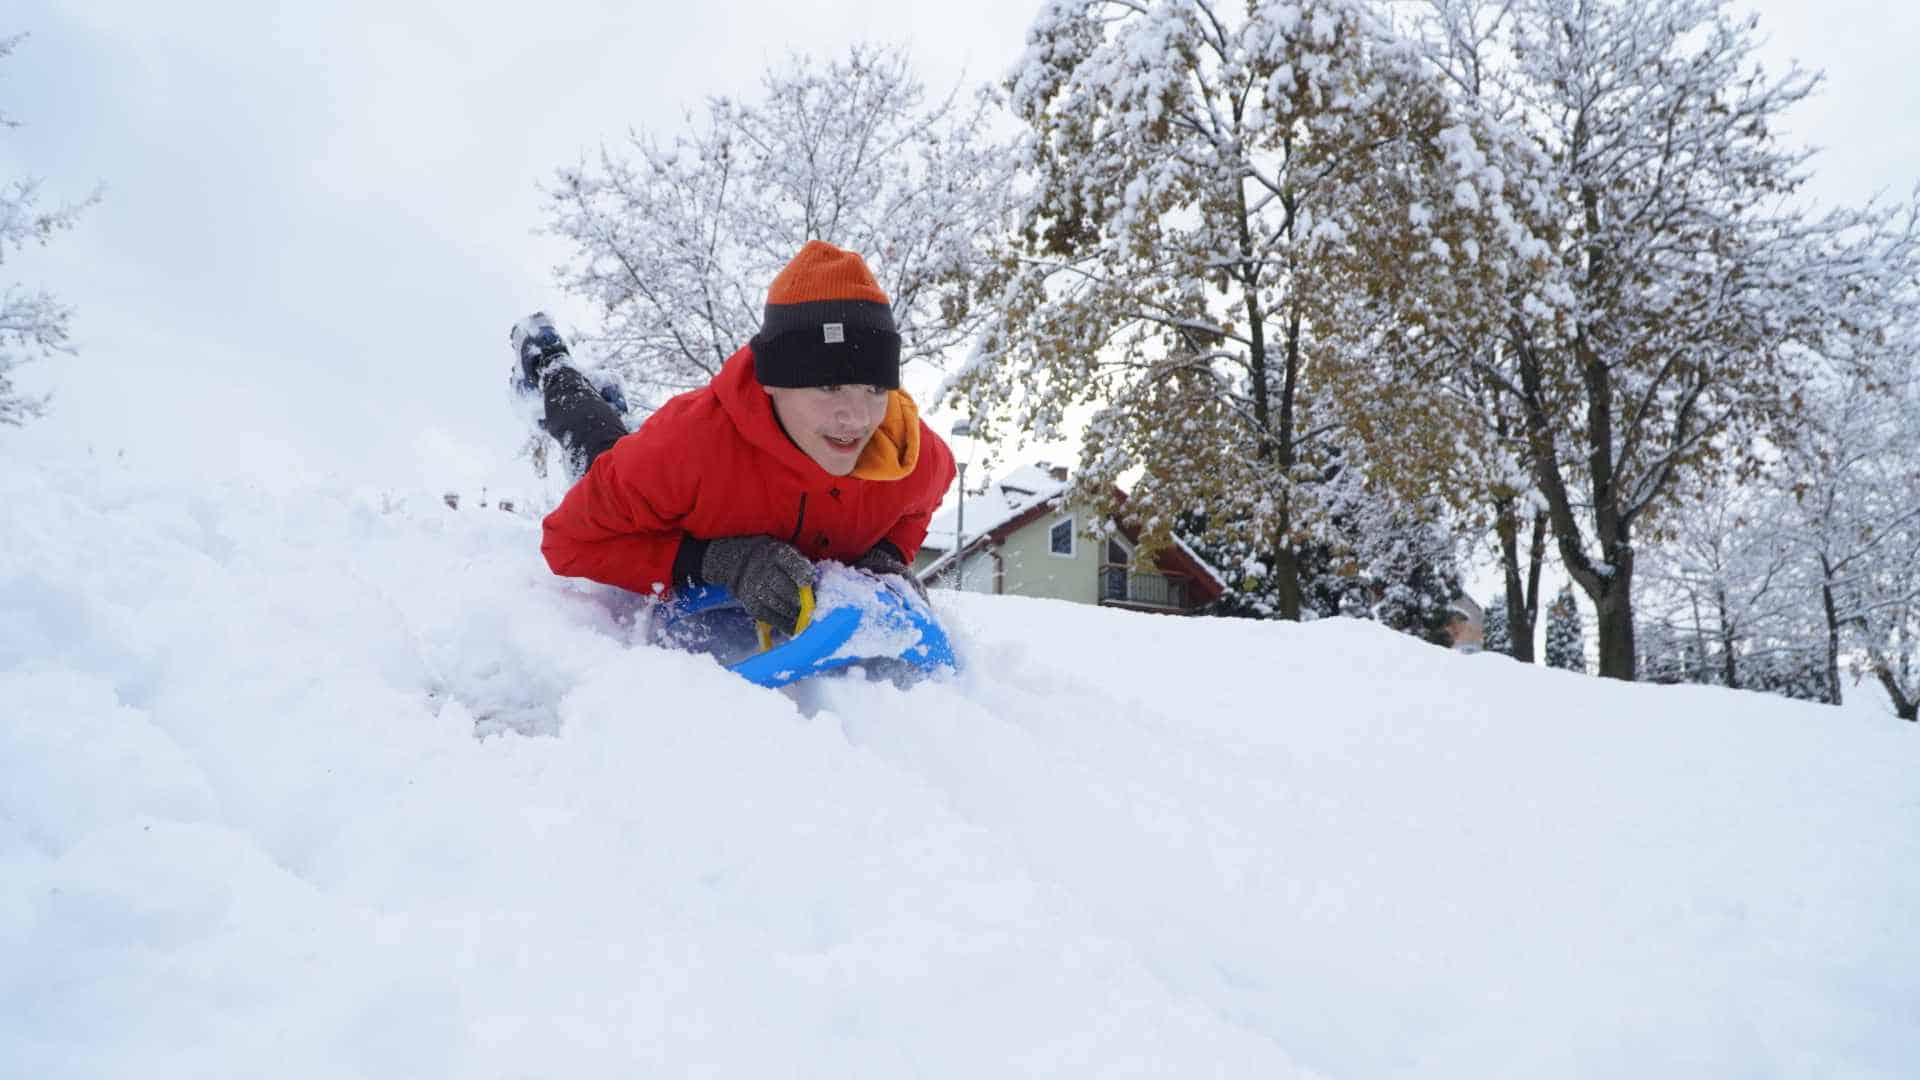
[[519, 241, 956, 634]]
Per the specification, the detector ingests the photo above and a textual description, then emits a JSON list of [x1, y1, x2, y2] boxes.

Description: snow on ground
[[3, 451, 1918, 1078]]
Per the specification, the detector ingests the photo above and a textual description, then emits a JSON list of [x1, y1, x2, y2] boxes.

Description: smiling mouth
[[823, 434, 862, 451]]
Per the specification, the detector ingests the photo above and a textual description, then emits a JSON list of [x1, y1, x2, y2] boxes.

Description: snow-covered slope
[[4, 456, 1916, 1079]]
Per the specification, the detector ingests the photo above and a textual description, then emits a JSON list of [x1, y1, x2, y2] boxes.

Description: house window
[[1103, 538, 1129, 599], [1049, 517, 1075, 556]]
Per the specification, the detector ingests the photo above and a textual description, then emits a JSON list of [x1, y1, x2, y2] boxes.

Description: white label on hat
[[823, 322, 845, 343]]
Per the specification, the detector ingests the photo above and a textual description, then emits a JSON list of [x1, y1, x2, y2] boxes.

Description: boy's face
[[766, 384, 892, 476]]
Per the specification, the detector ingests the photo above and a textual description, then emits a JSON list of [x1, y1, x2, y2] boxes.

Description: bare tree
[[1386, 0, 1920, 679], [1635, 475, 1816, 694], [545, 44, 1010, 412], [1787, 359, 1920, 717]]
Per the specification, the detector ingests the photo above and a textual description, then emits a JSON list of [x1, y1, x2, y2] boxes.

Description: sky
[[3, 0, 1918, 497], [0, 0, 1041, 492]]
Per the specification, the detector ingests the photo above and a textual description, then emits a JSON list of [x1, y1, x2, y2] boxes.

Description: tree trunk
[[1495, 504, 1547, 663], [1237, 180, 1304, 621], [1526, 512, 1547, 641], [1820, 568, 1845, 706], [1508, 323, 1638, 681], [1272, 545, 1304, 623], [1716, 588, 1738, 688], [1876, 666, 1917, 721], [1894, 621, 1916, 721], [1593, 568, 1638, 681], [1503, 582, 1535, 663]]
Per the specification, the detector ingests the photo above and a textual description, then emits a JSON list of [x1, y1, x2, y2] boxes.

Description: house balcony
[[1100, 564, 1191, 611]]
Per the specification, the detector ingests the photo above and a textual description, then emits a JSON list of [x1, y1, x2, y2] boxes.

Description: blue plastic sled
[[658, 576, 957, 689]]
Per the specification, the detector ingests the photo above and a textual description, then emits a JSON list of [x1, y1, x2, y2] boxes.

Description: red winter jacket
[[540, 346, 956, 597]]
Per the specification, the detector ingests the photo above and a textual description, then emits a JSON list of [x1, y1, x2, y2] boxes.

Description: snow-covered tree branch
[[959, 0, 1514, 620], [2, 33, 98, 428], [545, 44, 1011, 413], [1787, 350, 1920, 717], [1356, 0, 1920, 680]]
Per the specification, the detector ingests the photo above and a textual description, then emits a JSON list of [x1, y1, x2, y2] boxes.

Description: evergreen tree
[[1302, 463, 1462, 642], [1637, 619, 1718, 687], [1180, 472, 1461, 644], [1546, 586, 1585, 673], [1635, 621, 1689, 685], [1743, 646, 1834, 705], [1483, 592, 1512, 656], [1180, 517, 1288, 620]]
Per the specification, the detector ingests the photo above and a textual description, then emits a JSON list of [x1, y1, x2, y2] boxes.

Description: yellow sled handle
[[755, 585, 815, 652]]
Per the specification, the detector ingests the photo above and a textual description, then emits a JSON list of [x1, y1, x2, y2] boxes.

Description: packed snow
[[3, 449, 1917, 1078]]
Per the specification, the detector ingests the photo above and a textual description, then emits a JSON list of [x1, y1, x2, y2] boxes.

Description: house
[[913, 463, 1227, 614]]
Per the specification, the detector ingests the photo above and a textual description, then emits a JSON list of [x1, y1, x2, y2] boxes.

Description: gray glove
[[701, 536, 815, 632], [853, 542, 928, 602]]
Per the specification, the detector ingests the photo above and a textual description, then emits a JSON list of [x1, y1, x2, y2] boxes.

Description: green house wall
[[991, 510, 1103, 604]]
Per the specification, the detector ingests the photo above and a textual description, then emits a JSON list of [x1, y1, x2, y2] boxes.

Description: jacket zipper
[[789, 493, 808, 546]]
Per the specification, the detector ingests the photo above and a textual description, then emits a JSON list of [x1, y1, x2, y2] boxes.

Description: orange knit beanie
[[751, 240, 901, 389]]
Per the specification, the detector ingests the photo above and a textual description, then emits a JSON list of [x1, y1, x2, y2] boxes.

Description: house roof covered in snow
[[919, 463, 1070, 556], [916, 463, 1226, 603]]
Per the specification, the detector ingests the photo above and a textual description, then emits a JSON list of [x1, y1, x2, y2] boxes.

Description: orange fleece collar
[[852, 390, 921, 481]]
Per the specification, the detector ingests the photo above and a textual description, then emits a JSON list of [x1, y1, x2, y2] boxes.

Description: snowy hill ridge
[[4, 457, 1917, 1079]]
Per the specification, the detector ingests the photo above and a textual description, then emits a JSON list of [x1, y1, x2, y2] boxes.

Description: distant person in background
[[512, 241, 954, 635]]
